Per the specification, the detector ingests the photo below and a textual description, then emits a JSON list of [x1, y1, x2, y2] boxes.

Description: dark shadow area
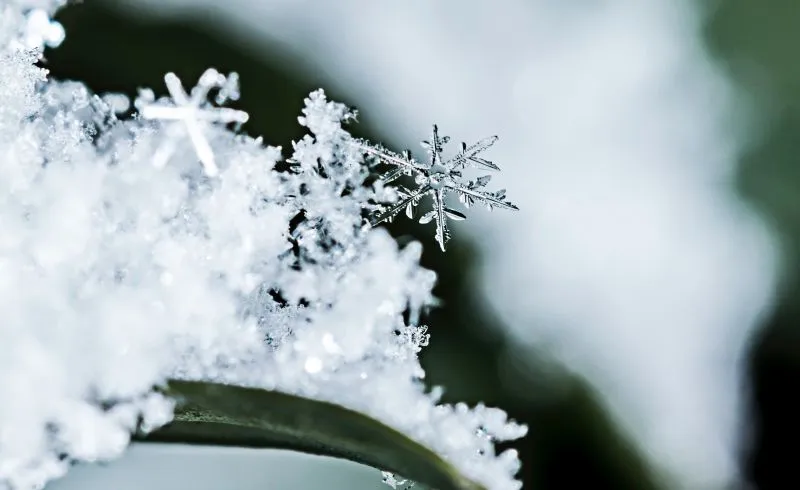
[[744, 301, 800, 489]]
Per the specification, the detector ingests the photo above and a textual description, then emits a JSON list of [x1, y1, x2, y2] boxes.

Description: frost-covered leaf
[[139, 380, 486, 490], [0, 4, 525, 490]]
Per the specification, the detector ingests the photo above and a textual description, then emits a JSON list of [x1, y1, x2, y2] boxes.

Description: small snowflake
[[358, 125, 518, 251], [137, 68, 249, 177]]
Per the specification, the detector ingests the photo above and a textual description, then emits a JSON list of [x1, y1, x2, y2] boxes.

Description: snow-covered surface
[[107, 0, 779, 488], [0, 2, 525, 489]]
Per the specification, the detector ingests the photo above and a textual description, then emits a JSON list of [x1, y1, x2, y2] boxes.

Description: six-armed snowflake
[[358, 125, 519, 251], [136, 69, 249, 176]]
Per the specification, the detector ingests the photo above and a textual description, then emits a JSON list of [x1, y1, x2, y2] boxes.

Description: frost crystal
[[137, 69, 249, 176], [359, 125, 519, 251], [0, 3, 525, 490]]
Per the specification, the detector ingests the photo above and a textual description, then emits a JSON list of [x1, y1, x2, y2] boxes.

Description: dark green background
[[44, 2, 800, 488]]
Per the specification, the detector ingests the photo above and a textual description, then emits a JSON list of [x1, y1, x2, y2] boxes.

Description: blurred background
[[43, 1, 800, 489]]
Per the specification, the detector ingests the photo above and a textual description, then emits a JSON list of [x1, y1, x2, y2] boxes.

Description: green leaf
[[135, 380, 485, 490]]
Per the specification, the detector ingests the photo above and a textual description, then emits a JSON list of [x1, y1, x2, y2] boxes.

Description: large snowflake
[[359, 125, 518, 251]]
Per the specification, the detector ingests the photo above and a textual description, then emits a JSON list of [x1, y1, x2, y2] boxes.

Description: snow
[[0, 3, 525, 490]]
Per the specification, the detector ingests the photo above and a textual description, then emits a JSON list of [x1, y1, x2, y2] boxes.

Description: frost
[[359, 125, 519, 251], [382, 471, 414, 489], [0, 3, 524, 490]]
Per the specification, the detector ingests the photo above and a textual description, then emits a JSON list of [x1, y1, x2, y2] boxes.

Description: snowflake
[[136, 68, 249, 177], [358, 125, 518, 251]]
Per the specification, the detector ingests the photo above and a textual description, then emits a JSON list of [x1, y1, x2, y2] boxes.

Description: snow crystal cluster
[[0, 2, 525, 490]]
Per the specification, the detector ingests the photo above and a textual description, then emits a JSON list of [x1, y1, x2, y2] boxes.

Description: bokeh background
[[43, 1, 800, 489]]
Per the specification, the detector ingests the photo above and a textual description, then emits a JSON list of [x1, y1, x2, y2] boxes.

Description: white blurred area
[[48, 444, 384, 490], [110, 0, 778, 488]]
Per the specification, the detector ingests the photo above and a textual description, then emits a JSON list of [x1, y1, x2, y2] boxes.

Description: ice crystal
[[137, 69, 249, 176], [0, 3, 526, 490], [359, 125, 519, 251]]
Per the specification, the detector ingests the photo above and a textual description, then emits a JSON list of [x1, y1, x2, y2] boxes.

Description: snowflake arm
[[370, 184, 433, 226], [380, 166, 408, 184], [433, 188, 450, 251], [450, 182, 519, 211], [421, 124, 449, 166], [360, 143, 428, 174], [446, 135, 501, 171]]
